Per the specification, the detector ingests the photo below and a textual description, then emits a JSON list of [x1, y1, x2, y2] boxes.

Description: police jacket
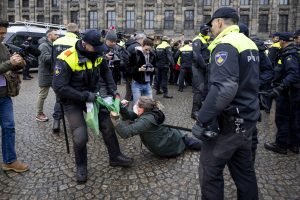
[[155, 41, 174, 68], [192, 33, 210, 69], [274, 43, 300, 88], [53, 32, 79, 61], [268, 42, 281, 67], [131, 47, 156, 84], [174, 44, 193, 69], [52, 41, 116, 104], [251, 37, 274, 86], [198, 25, 260, 124]]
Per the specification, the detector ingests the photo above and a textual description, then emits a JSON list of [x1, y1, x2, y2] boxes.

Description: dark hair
[[0, 19, 9, 28], [184, 40, 191, 45], [143, 38, 154, 47], [46, 29, 57, 35], [138, 96, 163, 112]]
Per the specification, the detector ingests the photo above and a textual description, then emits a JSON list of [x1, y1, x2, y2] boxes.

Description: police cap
[[278, 32, 294, 42], [82, 29, 107, 53], [294, 29, 300, 38], [206, 7, 239, 27], [200, 24, 210, 32], [238, 23, 249, 37]]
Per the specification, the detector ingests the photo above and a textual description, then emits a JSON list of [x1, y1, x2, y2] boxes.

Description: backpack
[[4, 70, 21, 97], [116, 46, 130, 72]]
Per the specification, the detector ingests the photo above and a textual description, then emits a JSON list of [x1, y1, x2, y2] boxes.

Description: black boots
[[156, 90, 163, 95], [109, 154, 134, 167], [163, 93, 173, 99], [76, 165, 87, 184], [52, 120, 60, 133], [264, 142, 287, 154]]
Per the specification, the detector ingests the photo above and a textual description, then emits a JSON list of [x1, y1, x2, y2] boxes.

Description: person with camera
[[52, 29, 133, 184], [130, 38, 156, 104], [110, 96, 201, 157], [22, 37, 35, 80], [192, 7, 260, 199], [0, 19, 29, 172]]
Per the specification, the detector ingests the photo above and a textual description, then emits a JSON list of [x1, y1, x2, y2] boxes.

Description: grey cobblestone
[[0, 75, 299, 199]]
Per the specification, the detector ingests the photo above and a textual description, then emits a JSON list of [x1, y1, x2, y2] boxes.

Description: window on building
[[260, 0, 268, 4], [22, 0, 29, 7], [8, 16, 15, 22], [70, 11, 79, 24], [221, 0, 230, 6], [258, 14, 268, 32], [279, 0, 289, 5], [52, 15, 60, 24], [37, 15, 44, 22], [240, 15, 249, 26], [145, 10, 154, 29], [278, 15, 288, 31], [107, 11, 116, 28], [126, 11, 135, 29], [240, 0, 249, 5], [37, 0, 44, 7], [164, 10, 174, 29], [184, 10, 194, 29], [203, 0, 211, 6], [89, 11, 98, 29], [8, 0, 14, 8], [22, 15, 29, 21], [203, 15, 211, 23], [52, 0, 59, 7]]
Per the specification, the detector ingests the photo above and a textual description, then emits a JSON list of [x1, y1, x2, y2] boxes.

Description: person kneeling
[[110, 96, 202, 157]]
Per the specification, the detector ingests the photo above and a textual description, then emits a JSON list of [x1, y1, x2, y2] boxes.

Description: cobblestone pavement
[[0, 75, 299, 200]]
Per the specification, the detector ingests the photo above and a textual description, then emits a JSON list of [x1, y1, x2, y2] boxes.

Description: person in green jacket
[[110, 96, 202, 157]]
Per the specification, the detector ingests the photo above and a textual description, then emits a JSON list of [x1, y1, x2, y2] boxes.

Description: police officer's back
[[192, 7, 259, 199]]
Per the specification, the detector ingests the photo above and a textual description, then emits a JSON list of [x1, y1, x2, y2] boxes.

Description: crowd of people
[[0, 5, 300, 199]]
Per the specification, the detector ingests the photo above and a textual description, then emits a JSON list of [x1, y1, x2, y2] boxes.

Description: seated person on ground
[[110, 96, 202, 157]]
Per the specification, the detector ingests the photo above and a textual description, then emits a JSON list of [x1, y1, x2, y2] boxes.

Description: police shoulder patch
[[215, 51, 228, 66], [54, 66, 62, 76], [64, 50, 72, 56]]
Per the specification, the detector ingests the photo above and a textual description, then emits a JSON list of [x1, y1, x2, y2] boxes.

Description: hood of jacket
[[125, 39, 139, 48], [144, 108, 165, 125], [251, 37, 267, 51]]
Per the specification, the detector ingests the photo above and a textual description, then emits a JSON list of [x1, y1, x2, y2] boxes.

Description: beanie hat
[[105, 30, 118, 41]]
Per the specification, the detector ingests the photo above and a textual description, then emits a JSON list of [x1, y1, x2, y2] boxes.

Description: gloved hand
[[269, 84, 285, 98], [86, 92, 97, 102], [192, 122, 208, 141]]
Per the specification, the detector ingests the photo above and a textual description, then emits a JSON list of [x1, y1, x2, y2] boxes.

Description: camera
[[145, 63, 154, 74], [5, 43, 41, 65], [108, 51, 121, 67]]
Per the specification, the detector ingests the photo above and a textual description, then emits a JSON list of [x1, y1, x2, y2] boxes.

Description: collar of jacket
[[208, 25, 239, 52], [280, 43, 299, 57], [200, 33, 210, 42], [65, 32, 78, 38]]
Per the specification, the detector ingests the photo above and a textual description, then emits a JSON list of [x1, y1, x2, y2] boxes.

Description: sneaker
[[2, 160, 29, 172], [36, 113, 49, 122]]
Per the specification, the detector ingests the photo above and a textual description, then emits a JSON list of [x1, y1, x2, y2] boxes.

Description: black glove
[[269, 84, 285, 98], [192, 121, 219, 142], [86, 92, 97, 102]]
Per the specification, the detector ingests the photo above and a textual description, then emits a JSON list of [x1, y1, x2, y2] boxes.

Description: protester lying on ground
[[110, 96, 202, 157]]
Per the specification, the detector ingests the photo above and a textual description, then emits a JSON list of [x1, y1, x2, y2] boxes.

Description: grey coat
[[38, 38, 54, 87]]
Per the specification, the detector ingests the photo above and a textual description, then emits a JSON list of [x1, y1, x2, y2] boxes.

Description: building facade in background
[[1, 0, 300, 39]]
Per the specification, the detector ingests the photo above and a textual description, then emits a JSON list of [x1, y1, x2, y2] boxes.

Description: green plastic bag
[[85, 102, 100, 135], [96, 96, 120, 115]]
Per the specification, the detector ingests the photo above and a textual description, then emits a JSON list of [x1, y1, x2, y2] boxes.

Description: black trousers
[[64, 104, 121, 168], [199, 120, 258, 200], [192, 66, 208, 113], [156, 67, 169, 94]]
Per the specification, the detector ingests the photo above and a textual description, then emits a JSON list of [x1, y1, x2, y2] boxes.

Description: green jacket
[[115, 108, 186, 157]]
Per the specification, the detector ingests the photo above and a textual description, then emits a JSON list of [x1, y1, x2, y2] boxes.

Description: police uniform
[[265, 33, 300, 154], [268, 33, 281, 67], [174, 43, 193, 91], [52, 30, 133, 183], [155, 38, 175, 98], [191, 26, 210, 119], [192, 8, 259, 199]]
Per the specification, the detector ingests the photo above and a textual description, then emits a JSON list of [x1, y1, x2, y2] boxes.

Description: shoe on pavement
[[156, 90, 163, 95], [264, 142, 287, 154], [52, 119, 60, 133], [2, 160, 29, 172], [23, 76, 31, 80], [163, 94, 173, 99], [76, 165, 87, 184], [36, 113, 49, 122], [288, 146, 299, 154], [109, 154, 134, 167]]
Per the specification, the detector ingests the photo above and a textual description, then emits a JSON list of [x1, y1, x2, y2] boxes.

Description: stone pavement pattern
[[0, 75, 299, 200]]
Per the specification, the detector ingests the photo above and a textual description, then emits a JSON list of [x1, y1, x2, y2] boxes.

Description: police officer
[[155, 36, 175, 98], [192, 7, 259, 199], [294, 29, 300, 46], [52, 30, 133, 184], [52, 23, 79, 133], [264, 32, 300, 154], [174, 40, 193, 92], [268, 32, 281, 67], [191, 24, 210, 120]]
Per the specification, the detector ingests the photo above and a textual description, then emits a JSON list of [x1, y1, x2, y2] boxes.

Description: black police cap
[[200, 24, 210, 32], [294, 29, 300, 37], [238, 23, 249, 37], [278, 32, 294, 42], [206, 7, 239, 27], [82, 29, 107, 53]]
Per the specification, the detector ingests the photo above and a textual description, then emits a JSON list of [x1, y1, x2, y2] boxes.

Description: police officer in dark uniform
[[268, 32, 281, 67], [191, 24, 210, 120], [192, 7, 259, 199], [264, 32, 300, 154], [52, 30, 133, 184], [155, 36, 175, 98], [52, 23, 79, 133], [294, 29, 300, 46], [174, 40, 193, 92]]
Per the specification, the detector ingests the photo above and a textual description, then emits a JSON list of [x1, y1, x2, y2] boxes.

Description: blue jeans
[[131, 80, 152, 104], [0, 97, 17, 164]]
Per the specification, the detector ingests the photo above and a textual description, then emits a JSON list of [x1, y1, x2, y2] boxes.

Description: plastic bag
[[85, 102, 100, 135]]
